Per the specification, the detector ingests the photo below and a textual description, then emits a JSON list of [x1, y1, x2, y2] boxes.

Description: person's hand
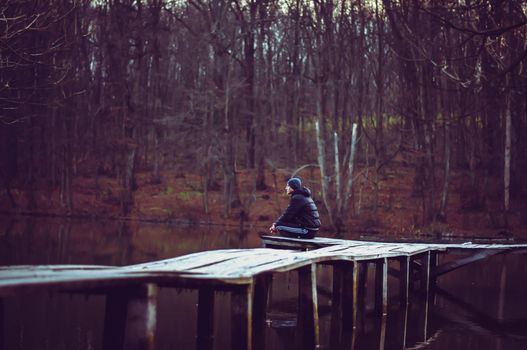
[[269, 223, 278, 234]]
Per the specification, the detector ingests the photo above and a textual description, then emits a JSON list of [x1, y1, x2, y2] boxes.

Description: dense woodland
[[1, 0, 526, 233]]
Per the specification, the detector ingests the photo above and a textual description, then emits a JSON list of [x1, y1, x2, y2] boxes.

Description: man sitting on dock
[[269, 177, 321, 239]]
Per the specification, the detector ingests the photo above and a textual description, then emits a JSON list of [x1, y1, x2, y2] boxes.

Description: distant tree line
[[1, 0, 526, 230]]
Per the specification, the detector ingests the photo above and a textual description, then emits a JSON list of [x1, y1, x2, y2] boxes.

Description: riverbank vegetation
[[1, 0, 526, 237]]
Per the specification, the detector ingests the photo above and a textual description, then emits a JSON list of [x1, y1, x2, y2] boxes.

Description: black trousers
[[275, 223, 317, 239]]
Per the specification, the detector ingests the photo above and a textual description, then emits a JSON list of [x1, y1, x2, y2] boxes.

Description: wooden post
[[0, 299, 4, 350], [358, 263, 368, 304], [419, 252, 431, 342], [231, 283, 254, 350], [253, 274, 272, 350], [123, 284, 158, 350], [103, 289, 129, 350], [331, 261, 359, 349], [429, 251, 438, 302], [420, 251, 431, 294], [398, 256, 410, 306], [374, 258, 388, 315], [357, 262, 368, 333], [197, 288, 215, 350], [297, 263, 320, 350], [430, 251, 438, 288], [408, 256, 416, 293], [330, 262, 344, 348], [342, 261, 359, 329]]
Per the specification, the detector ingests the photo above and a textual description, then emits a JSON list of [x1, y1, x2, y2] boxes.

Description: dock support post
[[418, 252, 431, 342], [358, 263, 367, 301], [297, 263, 320, 350], [330, 262, 344, 346], [197, 288, 215, 350], [398, 256, 410, 306], [103, 289, 129, 350], [430, 251, 438, 287], [374, 258, 388, 315], [103, 284, 158, 350], [420, 251, 431, 294], [253, 274, 272, 350], [231, 283, 254, 350], [123, 284, 158, 350], [330, 261, 359, 349], [342, 262, 359, 330]]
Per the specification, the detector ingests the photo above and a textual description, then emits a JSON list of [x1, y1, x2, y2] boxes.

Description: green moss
[[176, 191, 202, 201]]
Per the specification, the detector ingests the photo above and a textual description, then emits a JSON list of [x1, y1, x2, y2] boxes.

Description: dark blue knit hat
[[287, 177, 302, 190]]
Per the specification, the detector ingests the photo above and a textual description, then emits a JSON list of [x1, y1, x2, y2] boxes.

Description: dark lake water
[[1, 217, 527, 350]]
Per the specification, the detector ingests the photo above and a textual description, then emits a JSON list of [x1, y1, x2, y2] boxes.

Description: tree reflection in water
[[1, 217, 527, 349]]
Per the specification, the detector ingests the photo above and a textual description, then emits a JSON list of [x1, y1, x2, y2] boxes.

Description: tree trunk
[[341, 123, 358, 220], [504, 85, 511, 213], [315, 120, 334, 228]]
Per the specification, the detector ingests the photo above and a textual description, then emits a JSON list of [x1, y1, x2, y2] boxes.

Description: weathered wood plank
[[1, 239, 525, 298]]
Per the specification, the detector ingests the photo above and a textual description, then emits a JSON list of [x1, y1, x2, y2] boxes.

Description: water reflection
[[1, 217, 527, 350]]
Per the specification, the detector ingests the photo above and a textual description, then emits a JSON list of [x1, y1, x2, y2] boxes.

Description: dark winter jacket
[[276, 187, 321, 229]]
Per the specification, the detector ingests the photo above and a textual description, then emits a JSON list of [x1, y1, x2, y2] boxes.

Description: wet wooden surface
[[2, 238, 527, 295], [2, 237, 527, 350]]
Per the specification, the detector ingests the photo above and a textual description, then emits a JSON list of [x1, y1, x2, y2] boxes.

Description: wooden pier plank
[[3, 236, 527, 350]]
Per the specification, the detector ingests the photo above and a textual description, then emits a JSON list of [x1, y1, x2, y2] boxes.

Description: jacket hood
[[292, 187, 312, 197]]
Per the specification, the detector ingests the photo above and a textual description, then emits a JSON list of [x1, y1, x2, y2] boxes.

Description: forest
[[1, 0, 526, 235]]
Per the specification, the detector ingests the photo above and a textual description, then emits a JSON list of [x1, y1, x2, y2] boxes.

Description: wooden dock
[[1, 236, 527, 350]]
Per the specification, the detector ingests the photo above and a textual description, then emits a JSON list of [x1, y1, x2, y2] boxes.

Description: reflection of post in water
[[418, 251, 431, 341], [397, 252, 434, 349], [329, 261, 361, 350], [378, 314, 387, 350], [400, 300, 410, 350], [253, 274, 272, 350], [0, 298, 4, 350], [57, 221, 72, 262], [103, 284, 158, 350], [197, 288, 215, 350], [496, 255, 507, 350], [117, 221, 133, 265], [231, 284, 254, 350], [296, 264, 319, 350]]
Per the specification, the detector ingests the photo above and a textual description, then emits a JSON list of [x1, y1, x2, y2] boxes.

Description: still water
[[1, 217, 527, 350]]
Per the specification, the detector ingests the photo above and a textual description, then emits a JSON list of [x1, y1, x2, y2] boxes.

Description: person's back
[[269, 178, 321, 239]]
